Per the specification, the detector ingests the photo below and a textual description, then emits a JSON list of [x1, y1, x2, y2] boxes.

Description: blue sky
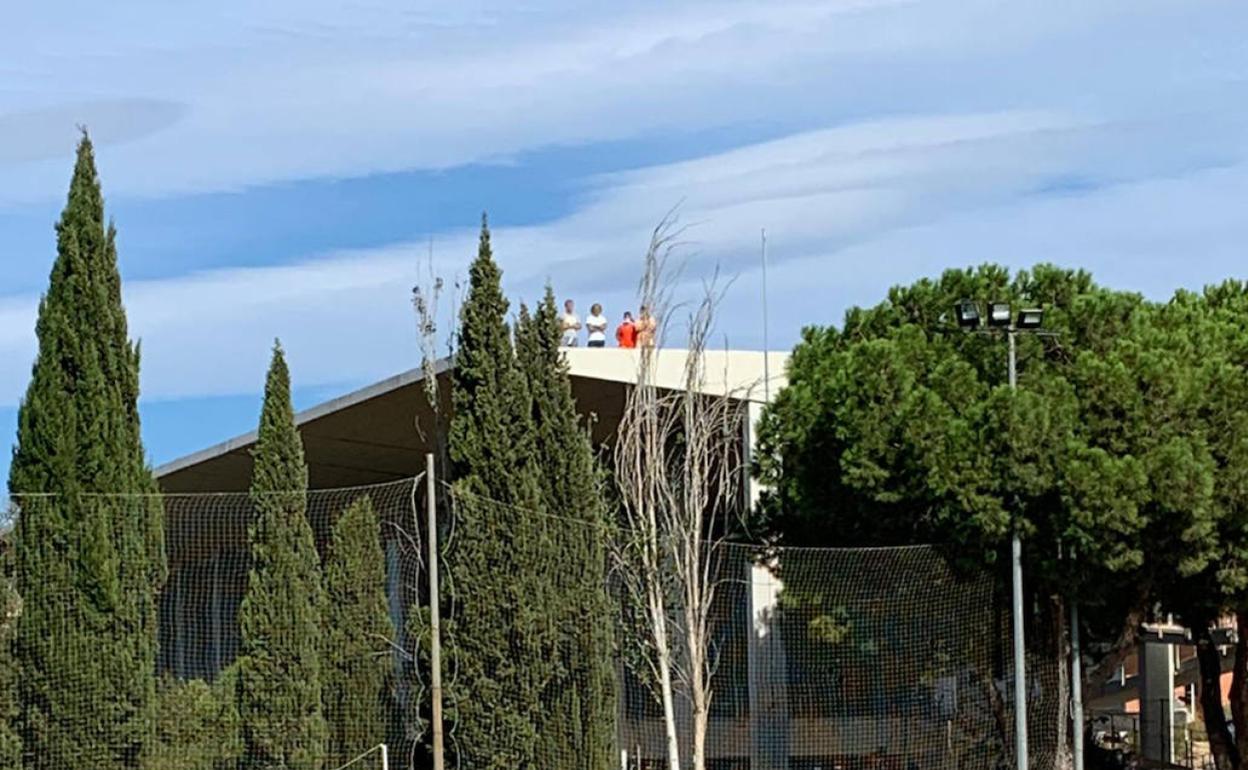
[[2, 0, 1247, 484]]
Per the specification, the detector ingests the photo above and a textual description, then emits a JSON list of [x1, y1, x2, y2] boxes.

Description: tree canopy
[[752, 265, 1248, 768], [758, 266, 1159, 591]]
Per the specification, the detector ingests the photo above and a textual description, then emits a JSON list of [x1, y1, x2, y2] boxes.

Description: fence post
[[427, 454, 445, 770]]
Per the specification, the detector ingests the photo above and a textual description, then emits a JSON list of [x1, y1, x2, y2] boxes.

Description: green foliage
[[753, 265, 1248, 665], [448, 216, 543, 509], [445, 215, 552, 770], [751, 270, 1143, 620], [323, 496, 393, 767], [516, 287, 617, 770], [237, 343, 327, 770], [0, 548, 20, 769], [1144, 285, 1248, 616], [146, 673, 241, 770], [807, 609, 853, 646], [743, 267, 1248, 770], [8, 132, 165, 769]]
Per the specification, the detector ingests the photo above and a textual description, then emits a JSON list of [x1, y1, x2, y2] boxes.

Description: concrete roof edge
[[154, 349, 787, 479], [154, 358, 450, 478]]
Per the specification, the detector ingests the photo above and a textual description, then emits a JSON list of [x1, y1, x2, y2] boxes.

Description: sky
[[2, 0, 1247, 483]]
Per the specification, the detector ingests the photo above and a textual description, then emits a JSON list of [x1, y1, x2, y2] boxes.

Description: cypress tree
[[146, 673, 242, 770], [446, 214, 552, 770], [322, 496, 392, 767], [0, 555, 19, 769], [449, 215, 542, 507], [516, 288, 617, 770], [8, 132, 165, 769], [236, 342, 327, 770]]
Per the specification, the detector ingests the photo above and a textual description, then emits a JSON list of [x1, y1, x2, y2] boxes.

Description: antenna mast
[[761, 228, 771, 404]]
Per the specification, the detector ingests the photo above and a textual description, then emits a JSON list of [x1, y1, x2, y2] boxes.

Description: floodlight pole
[[1007, 328, 1029, 770], [427, 453, 445, 770], [1071, 594, 1085, 770]]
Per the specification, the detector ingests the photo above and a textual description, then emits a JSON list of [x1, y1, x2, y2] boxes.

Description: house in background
[[1085, 620, 1237, 766]]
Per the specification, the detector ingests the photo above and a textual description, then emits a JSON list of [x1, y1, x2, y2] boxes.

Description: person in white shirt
[[585, 303, 608, 348], [559, 299, 581, 347]]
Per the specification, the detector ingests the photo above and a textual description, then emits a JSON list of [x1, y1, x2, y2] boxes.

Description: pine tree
[[445, 214, 552, 770], [8, 132, 165, 769], [516, 289, 617, 770], [322, 496, 392, 767], [236, 342, 327, 770]]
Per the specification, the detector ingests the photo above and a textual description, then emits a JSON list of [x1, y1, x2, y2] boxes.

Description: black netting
[[2, 482, 1067, 770]]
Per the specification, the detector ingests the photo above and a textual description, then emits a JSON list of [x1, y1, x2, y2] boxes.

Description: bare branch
[[611, 214, 746, 770]]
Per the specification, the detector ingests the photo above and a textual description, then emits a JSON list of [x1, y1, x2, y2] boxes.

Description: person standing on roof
[[586, 303, 608, 348], [560, 299, 581, 347], [636, 305, 657, 348], [616, 311, 637, 349]]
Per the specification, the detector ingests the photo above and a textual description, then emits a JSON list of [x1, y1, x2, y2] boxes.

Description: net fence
[[1, 479, 1069, 770], [609, 545, 1061, 770], [6, 479, 423, 770]]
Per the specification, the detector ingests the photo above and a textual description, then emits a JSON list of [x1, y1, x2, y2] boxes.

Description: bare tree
[[613, 212, 746, 770], [395, 246, 450, 770], [412, 245, 448, 464]]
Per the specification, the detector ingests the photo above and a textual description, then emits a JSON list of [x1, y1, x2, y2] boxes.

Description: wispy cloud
[[5, 98, 1248, 406], [2, 0, 1247, 412], [0, 0, 1210, 203]]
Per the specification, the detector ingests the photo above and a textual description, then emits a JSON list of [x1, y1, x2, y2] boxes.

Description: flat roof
[[155, 348, 788, 492], [155, 360, 449, 480]]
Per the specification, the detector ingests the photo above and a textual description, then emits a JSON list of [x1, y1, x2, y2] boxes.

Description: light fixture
[[955, 300, 981, 329], [988, 302, 1012, 328], [1016, 308, 1044, 329]]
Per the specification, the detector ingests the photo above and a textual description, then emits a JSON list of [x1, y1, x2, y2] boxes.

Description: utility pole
[[427, 453, 445, 770], [1007, 329, 1029, 770], [761, 228, 772, 404]]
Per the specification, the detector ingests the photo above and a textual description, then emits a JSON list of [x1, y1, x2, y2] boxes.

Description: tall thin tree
[[237, 342, 327, 770], [445, 215, 551, 770], [8, 132, 165, 769], [516, 287, 617, 770], [0, 546, 20, 769], [322, 495, 393, 767]]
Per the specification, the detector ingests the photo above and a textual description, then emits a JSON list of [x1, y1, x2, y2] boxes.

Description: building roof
[[156, 348, 787, 493]]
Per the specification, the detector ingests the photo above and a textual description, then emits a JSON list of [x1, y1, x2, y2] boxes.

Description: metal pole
[[381, 743, 390, 770], [427, 453, 445, 770], [1008, 329, 1029, 770], [761, 228, 772, 404], [1071, 575, 1085, 770]]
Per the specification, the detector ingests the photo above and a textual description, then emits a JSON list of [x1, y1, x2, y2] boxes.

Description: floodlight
[[1016, 308, 1044, 329], [955, 300, 981, 329], [987, 302, 1012, 328]]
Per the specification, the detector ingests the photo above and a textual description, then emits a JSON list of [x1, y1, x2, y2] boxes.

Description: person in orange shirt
[[616, 311, 637, 348], [636, 305, 657, 348]]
